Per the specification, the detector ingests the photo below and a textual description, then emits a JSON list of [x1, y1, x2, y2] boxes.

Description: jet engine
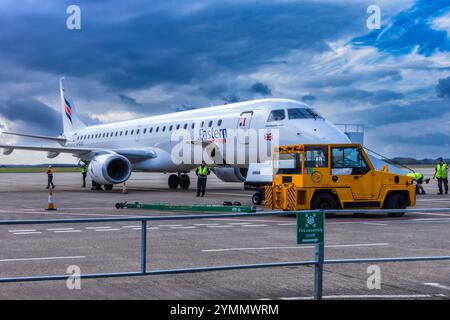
[[88, 154, 132, 185], [213, 167, 248, 182]]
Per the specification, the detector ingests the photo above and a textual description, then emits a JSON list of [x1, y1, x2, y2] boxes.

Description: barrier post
[[141, 220, 147, 273], [314, 243, 324, 300]]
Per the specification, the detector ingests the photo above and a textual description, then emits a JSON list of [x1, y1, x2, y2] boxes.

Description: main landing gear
[[168, 173, 191, 190]]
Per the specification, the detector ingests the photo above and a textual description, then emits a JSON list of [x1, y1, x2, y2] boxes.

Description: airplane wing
[[2, 132, 68, 143], [0, 144, 157, 161]]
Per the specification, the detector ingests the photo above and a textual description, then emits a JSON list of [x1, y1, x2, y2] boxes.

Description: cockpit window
[[267, 109, 286, 122], [288, 108, 323, 120]]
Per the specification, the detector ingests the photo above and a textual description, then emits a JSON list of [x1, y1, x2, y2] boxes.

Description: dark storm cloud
[[0, 99, 61, 135], [343, 99, 448, 127], [118, 93, 142, 107], [436, 76, 450, 98], [304, 70, 402, 89], [250, 82, 271, 96], [302, 94, 316, 103], [0, 1, 366, 91]]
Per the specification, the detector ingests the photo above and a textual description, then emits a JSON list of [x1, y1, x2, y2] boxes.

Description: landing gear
[[179, 174, 190, 189], [91, 181, 103, 191], [104, 184, 114, 191], [168, 173, 191, 189], [168, 174, 179, 189]]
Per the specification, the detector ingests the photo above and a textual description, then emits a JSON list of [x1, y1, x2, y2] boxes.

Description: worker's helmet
[[437, 157, 443, 162]]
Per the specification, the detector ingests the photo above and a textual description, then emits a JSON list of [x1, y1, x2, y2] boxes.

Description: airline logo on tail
[[64, 98, 73, 123]]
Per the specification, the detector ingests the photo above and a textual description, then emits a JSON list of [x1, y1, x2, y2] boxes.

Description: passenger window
[[162, 126, 166, 132], [267, 109, 285, 122], [331, 147, 369, 175], [208, 120, 213, 127], [156, 127, 159, 132], [304, 146, 328, 168], [191, 123, 195, 129], [169, 125, 173, 131], [136, 129, 140, 134], [176, 124, 180, 130], [218, 119, 222, 126], [125, 131, 128, 135], [184, 123, 188, 129], [131, 130, 134, 135], [149, 128, 153, 133], [200, 121, 204, 127]]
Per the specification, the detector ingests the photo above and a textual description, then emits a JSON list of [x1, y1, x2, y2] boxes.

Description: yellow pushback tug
[[264, 144, 416, 217]]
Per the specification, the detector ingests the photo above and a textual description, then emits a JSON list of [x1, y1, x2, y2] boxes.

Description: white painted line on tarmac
[[361, 222, 388, 226], [206, 225, 232, 228], [277, 223, 296, 226], [8, 229, 36, 233], [203, 243, 389, 252], [53, 230, 82, 233], [47, 228, 74, 231], [194, 223, 219, 226], [424, 283, 450, 291], [158, 224, 184, 227], [210, 218, 289, 223], [121, 225, 141, 229], [227, 222, 253, 225], [12, 231, 42, 235], [241, 224, 268, 227], [170, 226, 197, 229], [208, 192, 252, 197], [94, 228, 121, 232], [85, 226, 112, 230], [0, 255, 86, 263], [409, 212, 450, 217]]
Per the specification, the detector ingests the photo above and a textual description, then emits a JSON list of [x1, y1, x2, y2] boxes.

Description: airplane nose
[[289, 120, 350, 144]]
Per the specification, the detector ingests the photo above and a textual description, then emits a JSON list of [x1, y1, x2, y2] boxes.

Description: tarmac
[[0, 168, 449, 300]]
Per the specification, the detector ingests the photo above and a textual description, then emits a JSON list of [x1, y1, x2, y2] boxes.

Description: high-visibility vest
[[407, 172, 423, 181], [197, 166, 208, 176], [81, 166, 88, 174], [436, 163, 448, 179]]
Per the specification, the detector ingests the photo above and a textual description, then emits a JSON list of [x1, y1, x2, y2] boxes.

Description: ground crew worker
[[195, 160, 210, 197], [407, 171, 429, 194], [81, 163, 88, 188], [46, 165, 55, 189], [434, 157, 448, 195]]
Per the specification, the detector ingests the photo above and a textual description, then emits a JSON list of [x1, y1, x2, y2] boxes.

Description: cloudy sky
[[0, 0, 449, 164]]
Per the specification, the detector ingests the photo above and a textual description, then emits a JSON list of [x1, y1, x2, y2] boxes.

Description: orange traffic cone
[[46, 188, 57, 210], [122, 182, 128, 194]]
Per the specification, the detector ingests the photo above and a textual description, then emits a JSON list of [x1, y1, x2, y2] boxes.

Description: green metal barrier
[[115, 202, 256, 213]]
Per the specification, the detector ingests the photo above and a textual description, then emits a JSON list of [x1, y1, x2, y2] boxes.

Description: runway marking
[[85, 226, 112, 230], [0, 255, 86, 263], [210, 218, 290, 223], [208, 192, 252, 197], [158, 224, 184, 227], [202, 243, 389, 252], [227, 222, 253, 225], [121, 225, 141, 229], [424, 283, 450, 291], [8, 229, 37, 233], [170, 226, 197, 229], [361, 222, 387, 226], [206, 225, 232, 228], [241, 224, 268, 227], [262, 294, 440, 300], [12, 231, 42, 235], [277, 223, 296, 226], [409, 212, 450, 217], [194, 223, 219, 226], [53, 230, 82, 233], [94, 228, 121, 232], [47, 228, 74, 231]]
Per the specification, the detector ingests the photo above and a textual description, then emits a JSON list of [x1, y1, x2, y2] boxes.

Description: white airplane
[[0, 79, 350, 190]]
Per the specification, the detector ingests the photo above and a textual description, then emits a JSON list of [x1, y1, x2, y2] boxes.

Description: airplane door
[[135, 125, 142, 142]]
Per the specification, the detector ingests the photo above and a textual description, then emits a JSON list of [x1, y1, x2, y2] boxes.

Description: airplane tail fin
[[60, 77, 86, 134]]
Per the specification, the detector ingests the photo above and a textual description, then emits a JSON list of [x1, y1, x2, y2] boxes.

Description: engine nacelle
[[88, 154, 132, 185], [213, 167, 248, 182]]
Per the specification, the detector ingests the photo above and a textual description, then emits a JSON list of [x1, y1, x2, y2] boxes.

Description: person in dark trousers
[[434, 157, 448, 195], [46, 165, 55, 189], [195, 160, 210, 197], [407, 171, 429, 194], [81, 163, 88, 187]]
